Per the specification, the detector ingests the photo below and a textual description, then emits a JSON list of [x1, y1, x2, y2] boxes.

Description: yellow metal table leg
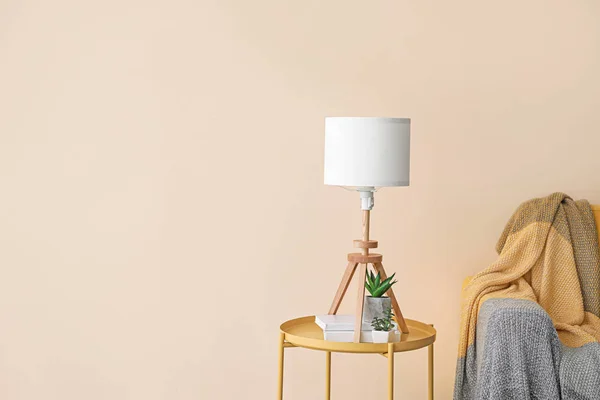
[[325, 351, 331, 400], [428, 343, 434, 400], [278, 332, 285, 400], [388, 343, 394, 400]]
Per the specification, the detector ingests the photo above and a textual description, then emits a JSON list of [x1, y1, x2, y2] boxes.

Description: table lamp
[[324, 117, 411, 342]]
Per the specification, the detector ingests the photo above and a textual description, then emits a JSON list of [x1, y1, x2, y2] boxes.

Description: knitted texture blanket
[[454, 193, 600, 399]]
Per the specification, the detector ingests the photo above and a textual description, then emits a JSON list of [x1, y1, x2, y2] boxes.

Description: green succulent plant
[[371, 307, 394, 332], [365, 271, 397, 297]]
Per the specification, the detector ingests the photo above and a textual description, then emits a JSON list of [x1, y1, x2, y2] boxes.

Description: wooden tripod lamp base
[[328, 210, 409, 342]]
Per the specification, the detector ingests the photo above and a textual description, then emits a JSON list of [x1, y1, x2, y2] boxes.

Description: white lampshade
[[324, 117, 411, 188]]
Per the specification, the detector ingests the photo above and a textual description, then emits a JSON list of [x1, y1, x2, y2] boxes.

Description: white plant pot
[[363, 296, 392, 324], [372, 330, 392, 343]]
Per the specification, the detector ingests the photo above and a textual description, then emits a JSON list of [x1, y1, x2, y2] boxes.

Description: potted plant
[[363, 271, 397, 323], [371, 307, 396, 343]]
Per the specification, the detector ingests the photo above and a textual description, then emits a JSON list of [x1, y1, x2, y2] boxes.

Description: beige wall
[[1, 1, 600, 399]]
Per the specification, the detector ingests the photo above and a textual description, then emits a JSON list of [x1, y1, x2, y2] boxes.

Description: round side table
[[277, 316, 436, 400]]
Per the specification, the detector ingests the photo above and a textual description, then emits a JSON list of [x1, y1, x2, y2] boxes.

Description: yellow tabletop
[[280, 316, 436, 354]]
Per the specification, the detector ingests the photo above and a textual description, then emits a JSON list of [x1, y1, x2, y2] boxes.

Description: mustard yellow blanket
[[455, 193, 600, 399]]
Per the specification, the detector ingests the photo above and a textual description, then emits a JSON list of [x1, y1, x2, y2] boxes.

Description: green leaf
[[372, 306, 394, 331], [371, 286, 386, 297], [374, 272, 381, 288], [379, 274, 396, 290]]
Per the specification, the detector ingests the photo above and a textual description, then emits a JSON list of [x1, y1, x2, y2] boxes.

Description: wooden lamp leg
[[354, 263, 368, 342], [328, 262, 358, 315], [374, 262, 409, 334], [353, 209, 370, 342]]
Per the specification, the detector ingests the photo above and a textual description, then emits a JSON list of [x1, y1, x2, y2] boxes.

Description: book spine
[[323, 331, 373, 342], [323, 331, 400, 343]]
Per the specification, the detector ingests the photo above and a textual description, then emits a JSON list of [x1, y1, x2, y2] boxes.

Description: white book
[[323, 330, 401, 343], [315, 315, 372, 331], [315, 315, 397, 331]]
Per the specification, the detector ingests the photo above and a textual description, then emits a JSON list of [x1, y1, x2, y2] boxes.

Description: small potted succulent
[[371, 307, 396, 343], [363, 271, 397, 323]]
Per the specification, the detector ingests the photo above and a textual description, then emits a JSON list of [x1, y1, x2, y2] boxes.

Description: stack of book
[[315, 315, 399, 343]]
